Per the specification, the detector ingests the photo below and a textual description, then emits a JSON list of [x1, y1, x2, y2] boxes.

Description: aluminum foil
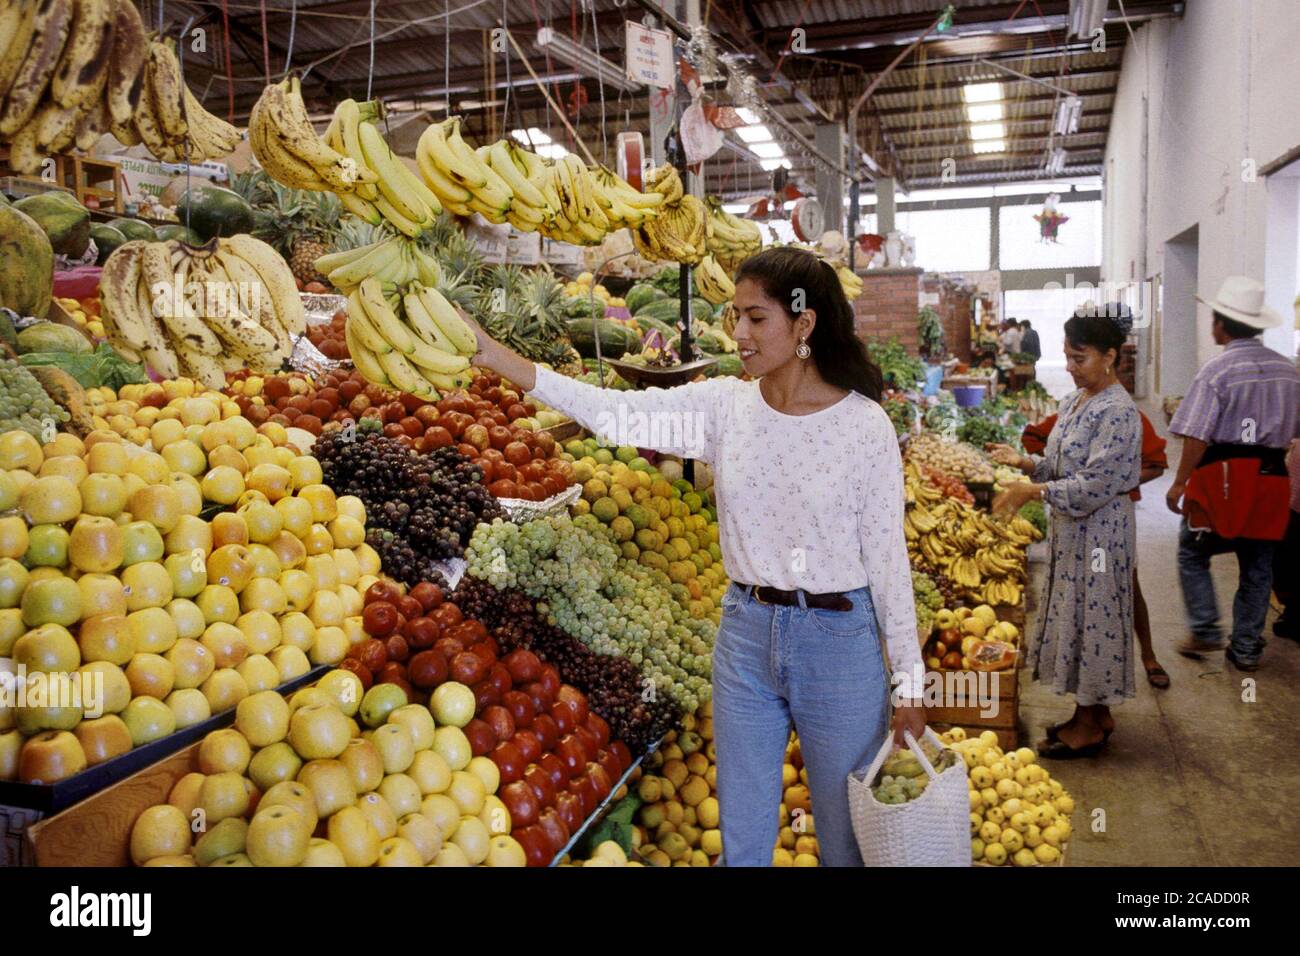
[[497, 483, 582, 523], [301, 292, 348, 325], [431, 557, 467, 592], [288, 333, 350, 378]]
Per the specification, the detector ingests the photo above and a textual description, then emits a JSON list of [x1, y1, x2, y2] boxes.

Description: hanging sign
[[625, 22, 675, 89], [507, 228, 541, 265], [542, 238, 581, 268], [467, 216, 509, 263]]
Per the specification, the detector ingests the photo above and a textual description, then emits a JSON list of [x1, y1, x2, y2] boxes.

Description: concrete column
[[876, 176, 896, 235], [814, 123, 845, 233]]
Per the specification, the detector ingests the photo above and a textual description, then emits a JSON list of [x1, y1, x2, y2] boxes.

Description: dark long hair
[[733, 247, 884, 403]]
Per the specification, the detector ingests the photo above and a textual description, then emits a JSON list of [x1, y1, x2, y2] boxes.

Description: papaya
[[13, 192, 91, 258], [107, 217, 157, 242], [90, 224, 128, 265], [0, 203, 54, 319], [174, 183, 255, 241]]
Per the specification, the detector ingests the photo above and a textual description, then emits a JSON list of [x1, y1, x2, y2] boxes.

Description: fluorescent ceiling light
[[511, 127, 552, 145], [749, 142, 786, 159], [962, 82, 1003, 104], [536, 27, 639, 93], [965, 102, 1004, 123], [537, 143, 568, 159], [736, 125, 773, 144], [1069, 0, 1108, 39], [1053, 95, 1082, 135], [759, 158, 791, 171], [969, 122, 1007, 140], [1046, 146, 1068, 174], [736, 107, 760, 123], [972, 140, 1006, 154]]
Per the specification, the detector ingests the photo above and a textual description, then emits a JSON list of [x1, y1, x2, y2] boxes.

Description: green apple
[[194, 817, 248, 867], [430, 682, 475, 728], [16, 702, 84, 735], [0, 609, 24, 656], [21, 576, 82, 628], [388, 704, 436, 751], [359, 683, 407, 729], [119, 521, 165, 567], [0, 558, 29, 608], [164, 552, 207, 599], [121, 695, 177, 746], [23, 524, 68, 568]]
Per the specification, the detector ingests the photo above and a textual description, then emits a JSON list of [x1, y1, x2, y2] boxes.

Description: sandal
[[1046, 721, 1113, 744], [1144, 662, 1171, 689]]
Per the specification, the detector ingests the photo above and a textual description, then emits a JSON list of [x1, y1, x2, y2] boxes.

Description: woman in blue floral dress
[[988, 305, 1142, 758]]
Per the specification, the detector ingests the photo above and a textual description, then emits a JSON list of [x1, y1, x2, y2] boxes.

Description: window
[[860, 207, 991, 272], [999, 199, 1102, 269]]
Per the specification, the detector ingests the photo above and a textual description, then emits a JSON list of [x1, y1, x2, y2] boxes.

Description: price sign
[[507, 228, 541, 264], [625, 22, 674, 89], [468, 216, 509, 263], [542, 238, 581, 268]]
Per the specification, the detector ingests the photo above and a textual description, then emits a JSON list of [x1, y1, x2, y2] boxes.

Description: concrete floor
[[1016, 379, 1300, 866]]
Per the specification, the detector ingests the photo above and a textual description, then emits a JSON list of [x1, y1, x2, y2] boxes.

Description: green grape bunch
[[0, 359, 68, 441]]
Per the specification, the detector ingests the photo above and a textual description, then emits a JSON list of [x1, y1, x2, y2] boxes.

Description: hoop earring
[[796, 338, 811, 359]]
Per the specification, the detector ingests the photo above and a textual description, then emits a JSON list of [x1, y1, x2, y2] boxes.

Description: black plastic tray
[[0, 665, 329, 813]]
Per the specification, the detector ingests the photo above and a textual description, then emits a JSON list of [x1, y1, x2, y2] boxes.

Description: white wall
[[1102, 0, 1300, 395]]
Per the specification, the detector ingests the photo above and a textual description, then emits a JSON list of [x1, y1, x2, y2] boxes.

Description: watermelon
[[626, 283, 667, 313], [91, 224, 127, 264], [0, 203, 54, 319], [154, 223, 204, 245], [566, 317, 641, 359], [13, 192, 91, 257], [107, 217, 157, 242], [174, 183, 256, 241], [634, 297, 682, 326]]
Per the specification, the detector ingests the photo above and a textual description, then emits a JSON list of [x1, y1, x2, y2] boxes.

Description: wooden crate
[[25, 744, 200, 867], [927, 666, 1020, 751]]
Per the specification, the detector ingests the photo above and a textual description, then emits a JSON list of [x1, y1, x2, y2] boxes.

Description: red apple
[[463, 424, 490, 451], [502, 690, 535, 729], [503, 649, 542, 684], [450, 651, 490, 685], [531, 713, 560, 752], [384, 634, 410, 664], [352, 638, 387, 674], [587, 762, 613, 801], [609, 741, 633, 773], [471, 680, 501, 712], [522, 681, 553, 713], [511, 729, 542, 765], [431, 603, 463, 629], [362, 601, 399, 637], [463, 719, 496, 757], [567, 774, 599, 818], [555, 735, 586, 778], [555, 685, 589, 724], [549, 702, 575, 736], [538, 752, 567, 788], [481, 705, 515, 743], [487, 664, 512, 696], [500, 780, 540, 828], [554, 791, 585, 835], [407, 649, 449, 689], [365, 581, 401, 606], [396, 595, 423, 621], [409, 581, 443, 611], [433, 636, 465, 663], [339, 657, 373, 691], [377, 661, 407, 685], [403, 617, 441, 650], [538, 666, 561, 697], [513, 825, 552, 868], [523, 764, 558, 809], [535, 807, 570, 855], [490, 742, 525, 785], [584, 713, 611, 749]]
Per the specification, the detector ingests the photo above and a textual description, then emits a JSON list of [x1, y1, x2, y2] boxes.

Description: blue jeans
[[1176, 519, 1276, 662], [712, 583, 891, 867]]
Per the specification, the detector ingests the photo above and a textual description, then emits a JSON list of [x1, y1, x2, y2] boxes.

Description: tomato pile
[[346, 580, 633, 866]]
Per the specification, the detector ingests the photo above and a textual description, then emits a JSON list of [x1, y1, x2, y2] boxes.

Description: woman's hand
[[993, 481, 1039, 517], [455, 307, 537, 391], [892, 698, 928, 748], [454, 307, 493, 364], [986, 443, 1029, 471]]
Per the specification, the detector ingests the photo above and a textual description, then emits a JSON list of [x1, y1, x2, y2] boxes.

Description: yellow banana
[[357, 277, 414, 354]]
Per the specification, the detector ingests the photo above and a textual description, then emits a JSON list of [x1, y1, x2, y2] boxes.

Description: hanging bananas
[[0, 1, 239, 173], [98, 235, 304, 388], [704, 197, 763, 274], [344, 276, 477, 398], [695, 254, 736, 306], [630, 165, 709, 264]]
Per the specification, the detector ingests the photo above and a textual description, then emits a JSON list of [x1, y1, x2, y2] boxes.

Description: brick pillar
[[851, 267, 923, 350]]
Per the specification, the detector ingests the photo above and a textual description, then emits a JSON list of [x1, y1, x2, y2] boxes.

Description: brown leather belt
[[743, 585, 854, 612]]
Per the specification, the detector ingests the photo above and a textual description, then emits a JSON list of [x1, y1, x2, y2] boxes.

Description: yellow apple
[[297, 758, 356, 818], [194, 817, 249, 866], [78, 473, 128, 518], [206, 545, 254, 593], [235, 609, 281, 656], [397, 812, 443, 863], [164, 551, 208, 599], [408, 749, 452, 796], [14, 622, 81, 671], [130, 805, 192, 865], [201, 622, 250, 669], [372, 723, 415, 775], [247, 742, 302, 793], [78, 613, 136, 665], [388, 704, 436, 752], [235, 690, 290, 747], [378, 773, 423, 818], [246, 804, 311, 866], [38, 455, 88, 485], [484, 834, 526, 867], [451, 816, 490, 865], [122, 561, 173, 611], [120, 520, 166, 567], [85, 441, 129, 475], [197, 771, 253, 824], [327, 805, 380, 867], [199, 727, 253, 775], [210, 512, 248, 549], [77, 572, 128, 619], [166, 638, 215, 689], [317, 669, 363, 717], [78, 661, 130, 714], [166, 598, 205, 641], [200, 668, 250, 712], [248, 464, 293, 503], [125, 652, 175, 699], [129, 484, 181, 533], [356, 790, 398, 839], [129, 606, 179, 654], [236, 654, 281, 693], [196, 584, 240, 625], [337, 737, 384, 793], [269, 644, 310, 683], [166, 687, 212, 729], [288, 702, 352, 760]]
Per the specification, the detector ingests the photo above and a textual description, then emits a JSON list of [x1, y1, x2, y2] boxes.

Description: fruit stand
[[0, 3, 1080, 872]]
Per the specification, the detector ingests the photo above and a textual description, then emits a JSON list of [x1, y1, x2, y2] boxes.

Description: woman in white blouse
[[464, 247, 926, 866]]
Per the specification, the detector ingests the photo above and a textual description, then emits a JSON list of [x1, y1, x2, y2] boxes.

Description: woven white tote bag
[[848, 728, 970, 867]]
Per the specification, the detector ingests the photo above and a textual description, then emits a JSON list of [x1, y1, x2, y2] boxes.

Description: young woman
[[464, 247, 926, 866], [988, 305, 1141, 758]]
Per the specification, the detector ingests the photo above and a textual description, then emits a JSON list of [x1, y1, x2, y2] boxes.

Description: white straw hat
[[1196, 276, 1282, 329]]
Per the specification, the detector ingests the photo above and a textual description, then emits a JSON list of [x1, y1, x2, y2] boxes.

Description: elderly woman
[[988, 305, 1141, 758]]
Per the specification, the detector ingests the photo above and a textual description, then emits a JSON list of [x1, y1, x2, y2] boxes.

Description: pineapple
[[251, 180, 341, 287]]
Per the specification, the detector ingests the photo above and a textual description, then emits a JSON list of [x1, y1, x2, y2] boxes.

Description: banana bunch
[[312, 235, 443, 296], [981, 580, 1023, 606], [320, 98, 444, 237], [631, 165, 707, 264], [537, 154, 611, 244], [587, 164, 664, 230], [704, 198, 763, 273], [98, 234, 305, 388], [416, 117, 516, 224], [249, 78, 379, 199], [345, 277, 476, 400], [837, 265, 863, 301], [0, 0, 239, 173], [695, 254, 736, 306]]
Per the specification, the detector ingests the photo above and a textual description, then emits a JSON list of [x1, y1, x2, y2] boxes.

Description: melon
[[0, 204, 54, 319], [13, 192, 91, 258]]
